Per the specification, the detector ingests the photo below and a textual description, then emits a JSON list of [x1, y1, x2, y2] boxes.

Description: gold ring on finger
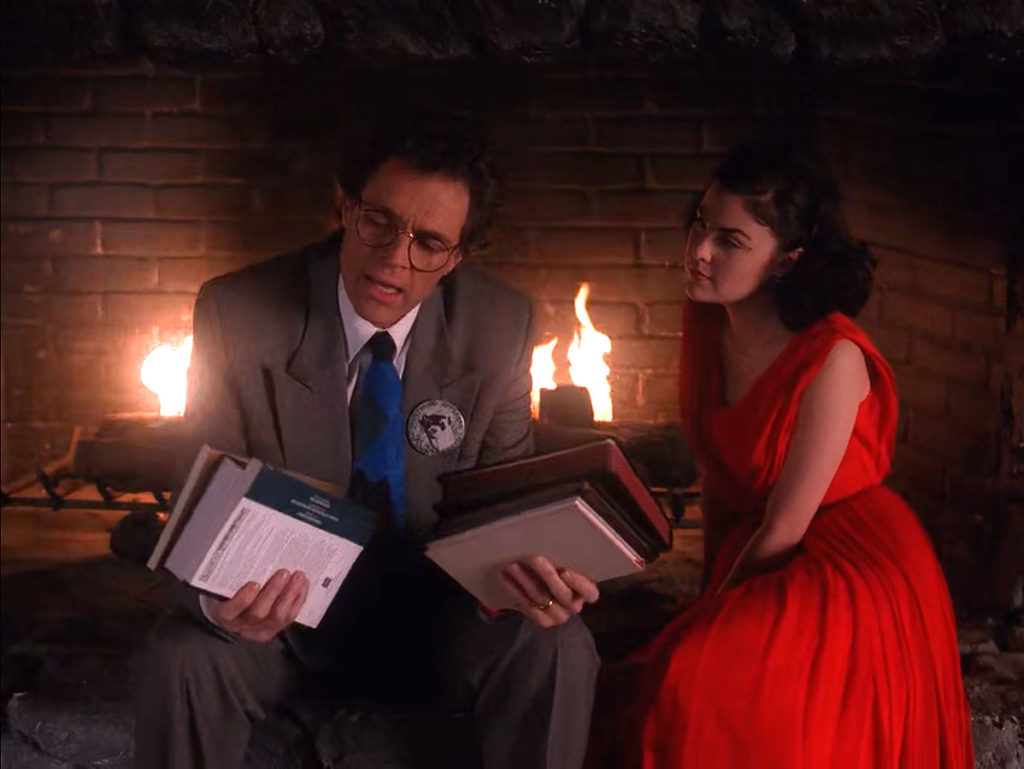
[[534, 597, 555, 611]]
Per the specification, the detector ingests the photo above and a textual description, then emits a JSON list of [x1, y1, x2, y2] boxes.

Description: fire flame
[[529, 283, 614, 422], [140, 335, 193, 417], [530, 336, 559, 419], [567, 284, 613, 422]]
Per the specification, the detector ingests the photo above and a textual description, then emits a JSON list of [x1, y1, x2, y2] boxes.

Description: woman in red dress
[[631, 141, 973, 767]]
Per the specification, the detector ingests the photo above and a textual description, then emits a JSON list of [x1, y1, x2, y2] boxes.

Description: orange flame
[[568, 283, 613, 422], [530, 336, 559, 419], [140, 335, 193, 417]]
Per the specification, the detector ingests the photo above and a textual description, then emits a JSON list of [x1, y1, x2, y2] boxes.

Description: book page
[[189, 496, 364, 628]]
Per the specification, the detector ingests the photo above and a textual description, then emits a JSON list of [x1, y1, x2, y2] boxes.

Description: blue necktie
[[351, 331, 405, 534]]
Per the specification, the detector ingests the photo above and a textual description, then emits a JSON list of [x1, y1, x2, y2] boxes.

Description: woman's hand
[[500, 556, 600, 628]]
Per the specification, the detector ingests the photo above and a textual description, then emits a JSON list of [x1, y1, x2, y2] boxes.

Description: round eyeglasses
[[353, 202, 460, 273]]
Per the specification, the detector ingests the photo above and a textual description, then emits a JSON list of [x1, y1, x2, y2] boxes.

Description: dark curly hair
[[712, 139, 876, 330], [337, 109, 497, 257]]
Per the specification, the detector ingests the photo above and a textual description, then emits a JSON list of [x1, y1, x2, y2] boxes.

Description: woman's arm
[[716, 339, 870, 594]]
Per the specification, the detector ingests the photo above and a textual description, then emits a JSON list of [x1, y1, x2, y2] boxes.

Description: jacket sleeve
[[184, 282, 249, 458], [171, 282, 247, 637]]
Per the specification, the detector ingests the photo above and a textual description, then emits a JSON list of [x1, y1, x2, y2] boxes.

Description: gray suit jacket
[[184, 232, 536, 536]]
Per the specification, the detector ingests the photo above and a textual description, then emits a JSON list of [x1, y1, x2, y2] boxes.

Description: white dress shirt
[[336, 273, 420, 404]]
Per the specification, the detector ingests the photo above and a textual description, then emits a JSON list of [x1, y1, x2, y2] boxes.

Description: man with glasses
[[134, 113, 601, 769]]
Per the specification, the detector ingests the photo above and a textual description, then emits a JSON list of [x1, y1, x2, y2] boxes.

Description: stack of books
[[426, 439, 672, 610]]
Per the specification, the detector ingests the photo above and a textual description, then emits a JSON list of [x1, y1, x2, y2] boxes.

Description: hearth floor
[[1, 509, 1020, 768]]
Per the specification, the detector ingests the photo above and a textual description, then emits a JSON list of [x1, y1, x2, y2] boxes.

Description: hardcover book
[[426, 440, 671, 610]]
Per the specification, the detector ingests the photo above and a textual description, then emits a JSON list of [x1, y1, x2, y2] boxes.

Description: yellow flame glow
[[529, 336, 559, 419], [140, 335, 193, 417], [567, 283, 613, 422]]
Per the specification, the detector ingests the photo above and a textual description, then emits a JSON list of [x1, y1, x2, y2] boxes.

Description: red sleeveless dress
[[632, 303, 973, 768]]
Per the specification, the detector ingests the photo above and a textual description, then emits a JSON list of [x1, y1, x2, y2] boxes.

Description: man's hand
[[501, 556, 599, 629], [206, 569, 309, 643]]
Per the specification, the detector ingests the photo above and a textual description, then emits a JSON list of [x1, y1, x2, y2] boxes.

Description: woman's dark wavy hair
[[338, 109, 497, 256], [713, 139, 876, 330]]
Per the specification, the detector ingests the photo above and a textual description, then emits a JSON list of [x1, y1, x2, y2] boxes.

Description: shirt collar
[[337, 273, 421, 365]]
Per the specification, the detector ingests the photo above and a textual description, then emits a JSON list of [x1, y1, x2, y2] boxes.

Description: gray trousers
[[134, 541, 600, 769]]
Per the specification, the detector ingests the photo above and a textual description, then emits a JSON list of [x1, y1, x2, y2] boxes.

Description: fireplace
[[2, 7, 1021, 613]]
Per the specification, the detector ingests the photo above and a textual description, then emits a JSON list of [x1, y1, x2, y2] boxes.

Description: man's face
[[339, 157, 468, 328]]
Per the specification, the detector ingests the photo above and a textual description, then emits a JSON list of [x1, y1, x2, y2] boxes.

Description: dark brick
[[1, 183, 48, 216], [93, 77, 197, 112], [843, 200, 1005, 271], [498, 153, 641, 188], [872, 247, 918, 293], [880, 290, 954, 337], [485, 264, 685, 304], [500, 190, 590, 223], [44, 115, 151, 147], [593, 191, 695, 227], [155, 185, 254, 218], [1, 76, 91, 111], [991, 274, 1007, 310], [533, 229, 636, 265], [647, 77, 768, 116], [51, 184, 154, 217], [198, 75, 267, 112], [157, 257, 251, 292], [889, 451, 948, 503], [919, 261, 992, 305], [862, 322, 910, 363], [202, 149, 287, 180], [952, 307, 1004, 350], [593, 117, 701, 151], [701, 119, 759, 152], [946, 382, 999, 431], [611, 371, 641, 412], [1, 258, 55, 293], [102, 294, 196, 327], [610, 337, 681, 371], [2, 149, 96, 181], [892, 366, 947, 414], [252, 180, 333, 218], [53, 256, 159, 292], [205, 218, 330, 256], [640, 228, 688, 265], [0, 114, 45, 145], [524, 77, 649, 115], [1, 220, 98, 257], [912, 339, 989, 387], [147, 115, 266, 148], [101, 220, 204, 256], [642, 372, 681, 408], [647, 155, 720, 188], [489, 115, 590, 151], [101, 150, 202, 181], [646, 303, 685, 336], [3, 294, 103, 325]]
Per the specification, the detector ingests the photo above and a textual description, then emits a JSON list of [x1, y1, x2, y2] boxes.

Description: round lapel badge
[[407, 399, 465, 456]]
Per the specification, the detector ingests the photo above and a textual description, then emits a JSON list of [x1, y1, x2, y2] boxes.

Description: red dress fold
[[633, 304, 973, 768]]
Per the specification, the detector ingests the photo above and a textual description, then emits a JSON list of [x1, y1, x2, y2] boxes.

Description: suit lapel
[[279, 241, 352, 485], [403, 279, 481, 525]]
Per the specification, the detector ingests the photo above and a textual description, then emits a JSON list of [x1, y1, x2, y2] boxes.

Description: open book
[[426, 440, 671, 611], [148, 445, 376, 628]]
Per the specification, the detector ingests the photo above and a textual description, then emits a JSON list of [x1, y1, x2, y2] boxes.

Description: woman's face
[[684, 182, 788, 305]]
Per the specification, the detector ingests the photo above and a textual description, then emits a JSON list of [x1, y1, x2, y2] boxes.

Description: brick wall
[[1, 64, 1018, 604]]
